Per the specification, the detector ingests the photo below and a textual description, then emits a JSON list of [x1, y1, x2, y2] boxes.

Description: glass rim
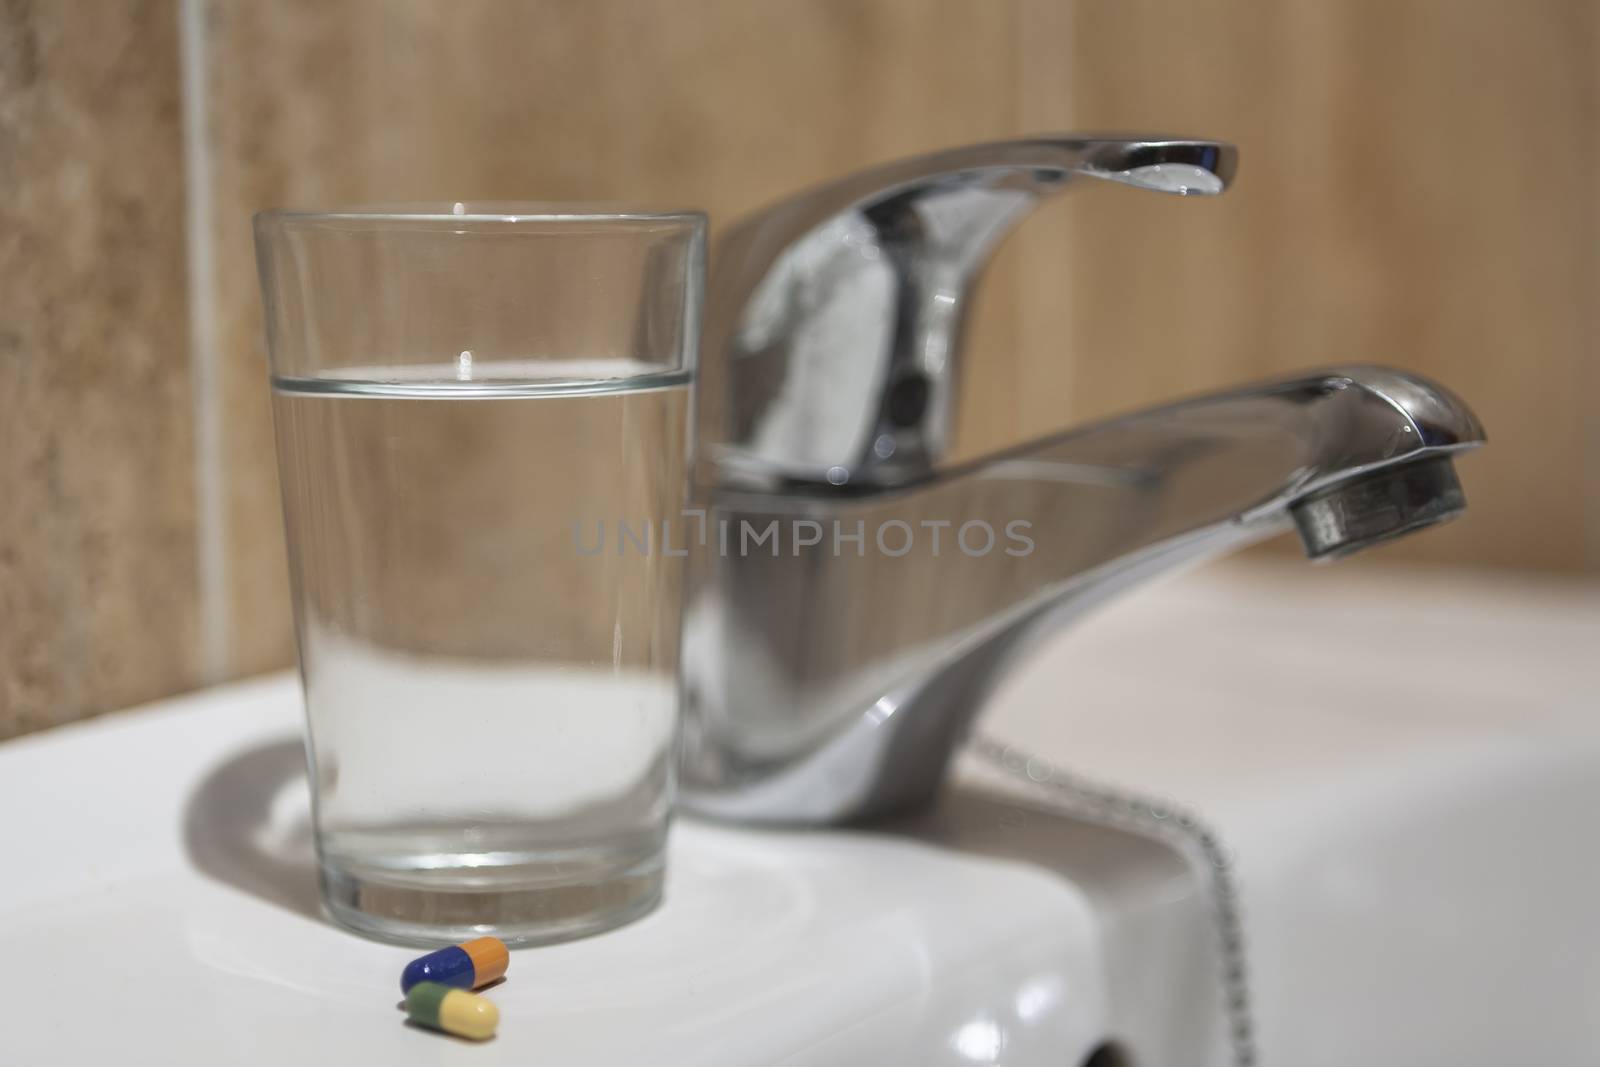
[[255, 202, 706, 227]]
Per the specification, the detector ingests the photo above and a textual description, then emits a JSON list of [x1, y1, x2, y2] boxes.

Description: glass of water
[[254, 205, 704, 946]]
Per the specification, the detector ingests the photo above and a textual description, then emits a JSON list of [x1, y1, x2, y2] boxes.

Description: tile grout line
[[179, 0, 229, 684], [1590, 0, 1600, 574]]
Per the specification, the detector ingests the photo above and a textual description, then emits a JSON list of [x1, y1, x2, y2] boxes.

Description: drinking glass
[[255, 205, 704, 945]]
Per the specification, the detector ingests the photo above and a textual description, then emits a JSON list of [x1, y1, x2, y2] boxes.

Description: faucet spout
[[680, 367, 1485, 824]]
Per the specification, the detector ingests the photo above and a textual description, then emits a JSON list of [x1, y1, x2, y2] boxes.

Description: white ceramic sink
[[1, 560, 1594, 1066], [978, 559, 1600, 1065]]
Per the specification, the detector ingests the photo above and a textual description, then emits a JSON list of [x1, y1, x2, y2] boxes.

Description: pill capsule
[[400, 936, 510, 993], [405, 981, 499, 1041]]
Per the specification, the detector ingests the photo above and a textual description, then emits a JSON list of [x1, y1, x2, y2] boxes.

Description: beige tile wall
[[2, 0, 1594, 738], [999, 0, 1600, 574], [201, 0, 1026, 678], [0, 1, 201, 735]]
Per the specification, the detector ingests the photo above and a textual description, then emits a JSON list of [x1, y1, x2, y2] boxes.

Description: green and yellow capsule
[[405, 981, 499, 1041]]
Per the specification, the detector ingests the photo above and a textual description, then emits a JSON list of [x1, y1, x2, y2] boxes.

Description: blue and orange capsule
[[400, 936, 510, 994]]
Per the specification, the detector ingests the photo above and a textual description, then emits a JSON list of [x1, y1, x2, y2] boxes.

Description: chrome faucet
[[678, 136, 1486, 824]]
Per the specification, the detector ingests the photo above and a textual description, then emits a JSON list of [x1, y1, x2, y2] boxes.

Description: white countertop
[[2, 559, 1596, 1066]]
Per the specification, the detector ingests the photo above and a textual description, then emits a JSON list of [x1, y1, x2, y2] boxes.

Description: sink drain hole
[[1081, 1041, 1132, 1067]]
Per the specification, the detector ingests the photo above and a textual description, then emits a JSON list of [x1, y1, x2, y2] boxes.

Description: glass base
[[319, 851, 664, 947]]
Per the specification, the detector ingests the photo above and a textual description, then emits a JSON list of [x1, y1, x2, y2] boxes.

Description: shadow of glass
[[183, 735, 324, 922]]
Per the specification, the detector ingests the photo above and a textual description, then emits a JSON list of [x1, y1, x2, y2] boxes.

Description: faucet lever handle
[[700, 135, 1237, 491]]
